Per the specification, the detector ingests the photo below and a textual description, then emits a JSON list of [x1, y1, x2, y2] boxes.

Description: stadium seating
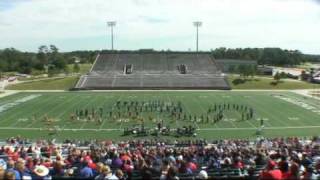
[[74, 51, 231, 90], [1, 137, 319, 179]]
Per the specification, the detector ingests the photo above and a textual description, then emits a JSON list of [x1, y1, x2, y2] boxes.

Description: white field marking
[[199, 96, 208, 98], [245, 119, 257, 128], [252, 95, 289, 127], [9, 95, 59, 127], [7, 95, 55, 127], [0, 91, 19, 99], [187, 95, 205, 130], [218, 111, 237, 128], [223, 118, 236, 122], [198, 96, 220, 128], [0, 94, 41, 113], [2, 125, 320, 131], [199, 125, 320, 130], [53, 93, 86, 120], [4, 89, 320, 93], [222, 96, 231, 98], [18, 118, 28, 122], [25, 93, 81, 128], [273, 94, 318, 127], [79, 95, 99, 130], [116, 93, 125, 130], [255, 118, 269, 121], [98, 95, 119, 130], [273, 94, 320, 115], [288, 117, 300, 121]]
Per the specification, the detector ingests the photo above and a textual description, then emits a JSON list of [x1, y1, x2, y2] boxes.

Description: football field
[[0, 91, 320, 140]]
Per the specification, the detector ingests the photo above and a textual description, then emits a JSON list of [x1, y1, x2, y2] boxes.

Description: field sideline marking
[[2, 125, 320, 131]]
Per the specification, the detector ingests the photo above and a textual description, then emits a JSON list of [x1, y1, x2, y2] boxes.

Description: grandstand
[[74, 51, 230, 90]]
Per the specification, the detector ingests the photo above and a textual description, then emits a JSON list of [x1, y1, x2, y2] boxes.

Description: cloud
[[138, 16, 169, 24], [0, 0, 319, 53]]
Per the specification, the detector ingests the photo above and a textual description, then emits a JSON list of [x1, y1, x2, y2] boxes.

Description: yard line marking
[[26, 93, 81, 128], [79, 95, 102, 130], [250, 94, 289, 127], [25, 93, 82, 128], [2, 125, 320, 131], [0, 94, 40, 125], [7, 94, 53, 127], [176, 94, 198, 129], [116, 93, 125, 130]]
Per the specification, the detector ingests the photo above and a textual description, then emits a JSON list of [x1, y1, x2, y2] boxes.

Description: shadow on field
[[270, 81, 284, 86], [232, 78, 260, 85]]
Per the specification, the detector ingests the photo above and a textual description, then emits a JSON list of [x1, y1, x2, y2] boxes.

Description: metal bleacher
[[74, 51, 231, 90]]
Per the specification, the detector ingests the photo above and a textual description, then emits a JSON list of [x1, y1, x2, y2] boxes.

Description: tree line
[[211, 47, 319, 66], [0, 45, 98, 75], [1, 46, 319, 75]]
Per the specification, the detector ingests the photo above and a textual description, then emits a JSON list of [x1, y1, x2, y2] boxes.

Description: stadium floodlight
[[107, 21, 116, 50], [193, 21, 202, 52]]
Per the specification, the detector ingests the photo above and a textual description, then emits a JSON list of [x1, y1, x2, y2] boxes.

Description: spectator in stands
[[178, 160, 192, 174], [115, 169, 125, 180], [79, 161, 93, 178], [50, 161, 65, 177], [302, 165, 318, 180], [112, 154, 123, 169], [278, 156, 290, 179], [0, 166, 5, 180], [104, 165, 118, 180], [5, 159, 20, 178], [259, 160, 282, 180], [4, 171, 15, 180], [197, 170, 208, 179], [16, 159, 32, 179], [301, 153, 312, 168], [1, 136, 320, 179], [161, 166, 179, 180], [32, 165, 51, 180], [285, 162, 301, 180]]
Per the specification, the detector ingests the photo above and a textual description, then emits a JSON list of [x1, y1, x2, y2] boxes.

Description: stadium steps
[[74, 52, 231, 90]]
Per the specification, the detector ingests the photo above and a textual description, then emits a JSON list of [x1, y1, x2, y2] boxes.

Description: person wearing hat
[[197, 170, 208, 179], [32, 165, 51, 180]]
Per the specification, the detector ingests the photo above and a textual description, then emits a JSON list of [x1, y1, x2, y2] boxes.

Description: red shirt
[[260, 169, 282, 180]]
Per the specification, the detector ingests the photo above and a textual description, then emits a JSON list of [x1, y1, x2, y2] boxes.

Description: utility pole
[[107, 21, 116, 50], [193, 21, 202, 52]]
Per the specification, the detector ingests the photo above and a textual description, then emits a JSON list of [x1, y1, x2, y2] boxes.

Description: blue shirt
[[80, 166, 93, 178]]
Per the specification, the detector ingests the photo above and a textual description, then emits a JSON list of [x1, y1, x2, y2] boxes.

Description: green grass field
[[7, 75, 320, 91], [228, 76, 320, 89], [0, 91, 320, 140], [6, 76, 79, 90]]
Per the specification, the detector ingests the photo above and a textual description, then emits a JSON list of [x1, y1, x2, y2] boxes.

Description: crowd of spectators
[[0, 136, 320, 179]]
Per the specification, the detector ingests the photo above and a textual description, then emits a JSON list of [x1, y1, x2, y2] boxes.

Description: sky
[[0, 0, 319, 54]]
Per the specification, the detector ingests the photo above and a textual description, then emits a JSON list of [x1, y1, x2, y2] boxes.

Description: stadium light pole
[[193, 21, 202, 52], [107, 21, 116, 50]]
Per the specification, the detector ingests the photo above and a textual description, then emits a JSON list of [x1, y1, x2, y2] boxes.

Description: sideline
[[1, 125, 320, 131]]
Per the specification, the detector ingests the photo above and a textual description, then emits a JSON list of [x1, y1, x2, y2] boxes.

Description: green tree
[[228, 65, 236, 73], [73, 63, 80, 73], [274, 72, 281, 83]]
